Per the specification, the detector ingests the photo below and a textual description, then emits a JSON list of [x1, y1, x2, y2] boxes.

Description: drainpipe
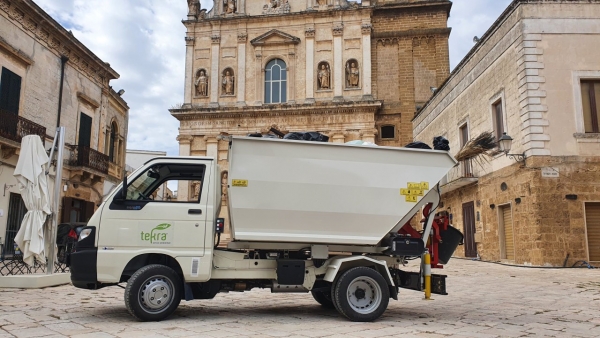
[[56, 56, 69, 128]]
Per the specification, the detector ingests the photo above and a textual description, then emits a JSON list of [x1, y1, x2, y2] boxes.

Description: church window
[[265, 59, 287, 104]]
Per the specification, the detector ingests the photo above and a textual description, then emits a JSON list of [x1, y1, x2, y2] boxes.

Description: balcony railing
[[440, 158, 480, 193], [67, 144, 109, 174], [0, 109, 46, 146]]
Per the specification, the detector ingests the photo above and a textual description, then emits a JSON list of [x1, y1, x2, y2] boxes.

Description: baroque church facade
[[171, 0, 452, 233]]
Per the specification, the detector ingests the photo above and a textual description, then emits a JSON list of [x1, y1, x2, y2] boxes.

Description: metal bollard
[[424, 248, 432, 300]]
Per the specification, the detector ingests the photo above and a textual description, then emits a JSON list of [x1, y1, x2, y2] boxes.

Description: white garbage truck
[[69, 136, 462, 322]]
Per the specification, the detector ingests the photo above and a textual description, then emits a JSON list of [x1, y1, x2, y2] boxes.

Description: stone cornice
[[108, 88, 130, 112], [0, 35, 33, 66], [373, 27, 451, 42], [170, 101, 382, 121], [0, 0, 120, 87], [77, 92, 100, 109]]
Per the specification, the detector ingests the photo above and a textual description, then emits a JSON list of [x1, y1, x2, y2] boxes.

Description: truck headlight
[[79, 228, 92, 241]]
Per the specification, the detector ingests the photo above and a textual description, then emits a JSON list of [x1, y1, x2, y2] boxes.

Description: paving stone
[[0, 260, 598, 337]]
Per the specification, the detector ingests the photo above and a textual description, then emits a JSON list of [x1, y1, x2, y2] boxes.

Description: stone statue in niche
[[191, 181, 201, 200], [318, 64, 330, 89], [263, 0, 290, 14], [223, 0, 236, 14], [222, 70, 235, 95], [221, 171, 228, 200], [195, 69, 208, 96], [187, 0, 200, 16], [317, 0, 327, 6], [346, 61, 360, 87]]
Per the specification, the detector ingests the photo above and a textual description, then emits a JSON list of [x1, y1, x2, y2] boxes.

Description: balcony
[[0, 110, 46, 151], [66, 144, 109, 175], [440, 158, 479, 194]]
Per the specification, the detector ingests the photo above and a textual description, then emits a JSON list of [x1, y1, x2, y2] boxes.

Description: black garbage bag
[[248, 132, 263, 137], [433, 136, 450, 151], [404, 141, 432, 150], [283, 132, 329, 142]]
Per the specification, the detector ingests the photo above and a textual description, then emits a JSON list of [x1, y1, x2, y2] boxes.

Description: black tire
[[332, 267, 390, 322], [124, 264, 182, 321], [311, 289, 335, 309]]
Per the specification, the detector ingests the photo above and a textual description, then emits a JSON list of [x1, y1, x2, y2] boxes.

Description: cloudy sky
[[35, 0, 512, 157]]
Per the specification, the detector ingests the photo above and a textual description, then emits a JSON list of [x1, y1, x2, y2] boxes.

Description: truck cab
[[70, 157, 220, 291]]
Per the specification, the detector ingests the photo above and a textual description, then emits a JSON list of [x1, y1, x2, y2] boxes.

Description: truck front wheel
[[332, 266, 390, 322], [124, 264, 182, 321]]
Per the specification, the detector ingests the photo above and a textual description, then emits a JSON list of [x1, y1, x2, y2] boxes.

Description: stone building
[[0, 0, 128, 257], [171, 0, 452, 239], [413, 0, 600, 266]]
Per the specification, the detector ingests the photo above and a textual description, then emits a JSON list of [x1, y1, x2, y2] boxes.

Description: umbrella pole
[[47, 126, 65, 274]]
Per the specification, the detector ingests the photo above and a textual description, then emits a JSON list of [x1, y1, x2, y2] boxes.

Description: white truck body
[[228, 137, 456, 245], [69, 137, 460, 322]]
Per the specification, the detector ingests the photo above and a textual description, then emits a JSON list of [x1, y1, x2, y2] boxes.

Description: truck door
[[99, 160, 211, 257]]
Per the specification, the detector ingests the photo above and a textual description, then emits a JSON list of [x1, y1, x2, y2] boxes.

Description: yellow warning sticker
[[400, 181, 430, 202], [400, 189, 423, 196], [232, 179, 248, 187], [407, 182, 421, 189]]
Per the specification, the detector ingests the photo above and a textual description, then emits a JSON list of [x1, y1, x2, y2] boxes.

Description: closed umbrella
[[13, 135, 51, 266]]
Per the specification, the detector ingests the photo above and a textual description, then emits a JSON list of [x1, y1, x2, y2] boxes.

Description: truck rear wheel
[[332, 266, 389, 322], [311, 289, 335, 308], [124, 264, 182, 321]]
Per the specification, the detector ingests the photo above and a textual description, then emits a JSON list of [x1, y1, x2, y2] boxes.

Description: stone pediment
[[250, 30, 300, 46]]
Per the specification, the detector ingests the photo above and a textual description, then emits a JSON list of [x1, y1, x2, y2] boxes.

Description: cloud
[[35, 0, 187, 157], [34, 0, 513, 157], [448, 0, 512, 70]]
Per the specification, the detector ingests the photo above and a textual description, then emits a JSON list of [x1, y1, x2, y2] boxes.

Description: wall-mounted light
[[3, 183, 16, 197], [490, 204, 495, 209], [515, 197, 522, 204], [498, 132, 525, 163]]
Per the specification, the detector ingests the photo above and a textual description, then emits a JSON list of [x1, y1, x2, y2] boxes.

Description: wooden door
[[585, 202, 600, 262], [462, 201, 477, 257], [500, 205, 515, 260]]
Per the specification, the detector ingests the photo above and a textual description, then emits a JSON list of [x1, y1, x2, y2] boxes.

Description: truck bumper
[[70, 248, 99, 289]]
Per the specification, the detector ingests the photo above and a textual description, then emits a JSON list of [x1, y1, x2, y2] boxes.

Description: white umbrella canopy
[[13, 135, 51, 266]]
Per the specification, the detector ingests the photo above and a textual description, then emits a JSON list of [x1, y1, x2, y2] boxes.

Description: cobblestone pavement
[[0, 259, 599, 338]]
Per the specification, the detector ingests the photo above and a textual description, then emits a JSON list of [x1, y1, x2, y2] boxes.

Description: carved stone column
[[237, 33, 247, 106], [361, 23, 373, 100], [176, 135, 193, 200], [205, 135, 219, 159], [305, 27, 315, 104], [361, 128, 377, 143], [255, 48, 263, 105], [210, 34, 221, 106], [184, 36, 195, 105], [333, 25, 344, 100]]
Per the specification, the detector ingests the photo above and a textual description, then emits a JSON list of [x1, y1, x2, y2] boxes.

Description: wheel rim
[[346, 276, 382, 314], [138, 275, 175, 313]]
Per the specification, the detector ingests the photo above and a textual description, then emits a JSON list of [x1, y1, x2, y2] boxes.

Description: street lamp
[[498, 132, 525, 162]]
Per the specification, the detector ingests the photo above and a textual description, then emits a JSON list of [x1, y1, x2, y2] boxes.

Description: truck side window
[[125, 163, 205, 203]]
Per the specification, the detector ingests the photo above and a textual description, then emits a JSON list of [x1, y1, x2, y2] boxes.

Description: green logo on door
[[141, 223, 172, 244]]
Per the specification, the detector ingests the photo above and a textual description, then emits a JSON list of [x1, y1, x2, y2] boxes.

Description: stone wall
[[414, 1, 600, 265]]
